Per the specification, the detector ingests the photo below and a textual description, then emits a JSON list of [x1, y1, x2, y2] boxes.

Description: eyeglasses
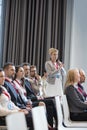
[[80, 74, 86, 77], [30, 70, 37, 72], [0, 76, 5, 78]]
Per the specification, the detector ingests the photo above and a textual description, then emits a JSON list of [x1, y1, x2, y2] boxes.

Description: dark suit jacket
[[24, 79, 37, 101], [4, 81, 26, 109], [65, 85, 87, 113]]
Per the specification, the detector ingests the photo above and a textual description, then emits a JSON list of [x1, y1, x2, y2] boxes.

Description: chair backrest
[[62, 95, 87, 128], [59, 85, 63, 96], [62, 95, 70, 121], [55, 96, 63, 126], [32, 106, 48, 130], [0, 126, 7, 130], [6, 112, 27, 130]]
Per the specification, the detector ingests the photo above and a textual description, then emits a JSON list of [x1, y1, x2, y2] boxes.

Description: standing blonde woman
[[45, 48, 66, 97]]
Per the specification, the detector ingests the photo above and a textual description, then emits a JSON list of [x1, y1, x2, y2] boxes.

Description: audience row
[[0, 62, 58, 130]]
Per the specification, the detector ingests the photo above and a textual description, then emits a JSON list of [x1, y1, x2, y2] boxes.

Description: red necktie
[[78, 87, 87, 97]]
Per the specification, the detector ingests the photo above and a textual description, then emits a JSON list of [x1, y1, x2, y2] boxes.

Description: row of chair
[[5, 107, 48, 130], [0, 126, 7, 130], [1, 95, 87, 130]]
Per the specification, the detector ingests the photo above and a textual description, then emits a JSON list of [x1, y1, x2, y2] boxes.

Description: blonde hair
[[65, 68, 78, 87], [49, 48, 58, 55]]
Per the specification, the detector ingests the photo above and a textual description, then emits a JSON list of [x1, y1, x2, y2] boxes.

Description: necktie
[[78, 87, 83, 94], [77, 87, 87, 97], [78, 87, 87, 97]]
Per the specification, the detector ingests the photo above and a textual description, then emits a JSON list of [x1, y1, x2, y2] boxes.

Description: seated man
[[21, 62, 30, 80], [28, 65, 42, 96], [78, 69, 87, 99]]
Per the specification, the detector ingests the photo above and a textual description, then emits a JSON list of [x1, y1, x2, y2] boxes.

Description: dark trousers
[[0, 117, 6, 125], [44, 98, 58, 127], [33, 97, 58, 127], [70, 112, 87, 121], [25, 111, 34, 129]]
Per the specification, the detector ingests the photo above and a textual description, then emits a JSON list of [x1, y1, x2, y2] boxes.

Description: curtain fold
[[2, 0, 67, 75]]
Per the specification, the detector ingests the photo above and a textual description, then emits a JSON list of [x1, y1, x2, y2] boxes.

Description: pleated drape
[[2, 0, 67, 75]]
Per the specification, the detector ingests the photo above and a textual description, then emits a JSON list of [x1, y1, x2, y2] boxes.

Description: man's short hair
[[21, 62, 30, 67], [0, 68, 3, 72], [30, 65, 36, 70], [3, 62, 14, 70]]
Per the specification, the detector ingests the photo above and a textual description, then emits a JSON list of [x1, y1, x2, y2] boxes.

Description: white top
[[13, 79, 28, 103], [0, 86, 20, 116]]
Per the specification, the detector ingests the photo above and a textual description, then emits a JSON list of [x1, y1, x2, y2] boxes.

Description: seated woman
[[0, 85, 20, 125], [0, 69, 20, 114], [64, 68, 87, 121], [13, 65, 31, 105]]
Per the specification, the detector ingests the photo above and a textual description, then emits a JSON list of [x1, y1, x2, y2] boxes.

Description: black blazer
[[24, 79, 37, 101]]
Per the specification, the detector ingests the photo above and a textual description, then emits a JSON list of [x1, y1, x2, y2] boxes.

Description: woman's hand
[[19, 109, 29, 115], [58, 61, 64, 70]]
